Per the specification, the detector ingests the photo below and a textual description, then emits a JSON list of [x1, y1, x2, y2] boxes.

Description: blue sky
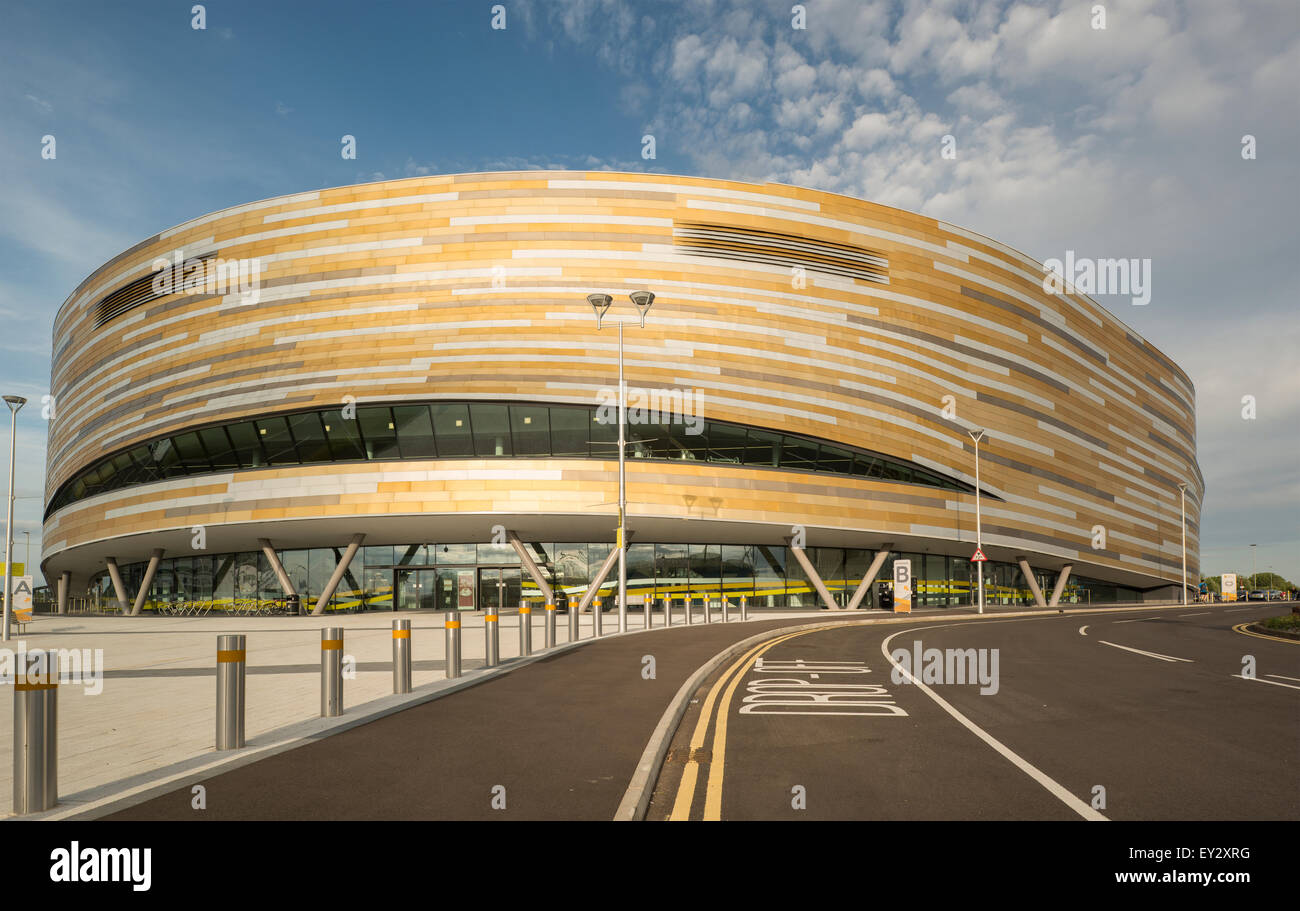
[[2, 0, 1297, 585]]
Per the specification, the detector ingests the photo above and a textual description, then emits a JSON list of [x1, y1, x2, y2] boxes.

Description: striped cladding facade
[[41, 170, 1201, 594]]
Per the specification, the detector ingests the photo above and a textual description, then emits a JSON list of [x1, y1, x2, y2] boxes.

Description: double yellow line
[[669, 624, 838, 821]]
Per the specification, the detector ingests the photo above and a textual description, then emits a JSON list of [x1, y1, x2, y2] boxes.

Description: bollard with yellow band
[[216, 634, 246, 750], [593, 596, 603, 638], [644, 594, 653, 630], [321, 627, 344, 717], [568, 596, 579, 643], [519, 600, 533, 656], [13, 649, 58, 814], [702, 596, 711, 625], [444, 611, 462, 678], [741, 595, 748, 622], [544, 600, 557, 649], [722, 596, 730, 623], [664, 595, 673, 627], [684, 594, 693, 626], [392, 620, 411, 694], [485, 609, 500, 667]]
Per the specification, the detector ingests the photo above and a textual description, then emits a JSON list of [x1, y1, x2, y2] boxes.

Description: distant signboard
[[1222, 573, 1238, 602], [893, 560, 912, 614]]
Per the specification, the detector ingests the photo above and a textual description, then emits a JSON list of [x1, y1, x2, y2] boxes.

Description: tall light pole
[[1177, 483, 1187, 605], [1250, 543, 1257, 594], [589, 291, 654, 633], [968, 428, 986, 615], [3, 395, 27, 642]]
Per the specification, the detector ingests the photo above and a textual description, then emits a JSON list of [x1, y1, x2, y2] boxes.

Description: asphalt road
[[650, 603, 1298, 820], [103, 602, 1296, 821], [104, 614, 843, 820]]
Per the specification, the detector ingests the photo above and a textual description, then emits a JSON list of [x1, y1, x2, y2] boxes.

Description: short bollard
[[568, 597, 579, 643], [645, 597, 653, 630], [594, 597, 603, 637], [216, 634, 246, 750], [485, 609, 500, 667], [519, 600, 533, 656], [723, 598, 730, 623], [321, 627, 343, 717], [392, 620, 411, 694], [685, 597, 693, 625], [544, 601, 557, 649], [445, 612, 462, 678], [703, 599, 712, 624], [13, 650, 58, 814], [664, 596, 673, 627], [741, 595, 749, 622]]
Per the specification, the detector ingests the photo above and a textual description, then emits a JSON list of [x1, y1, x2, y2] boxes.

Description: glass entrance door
[[478, 567, 521, 612], [395, 569, 436, 610]]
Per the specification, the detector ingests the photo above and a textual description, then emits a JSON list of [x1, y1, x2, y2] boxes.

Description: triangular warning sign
[[971, 548, 988, 562]]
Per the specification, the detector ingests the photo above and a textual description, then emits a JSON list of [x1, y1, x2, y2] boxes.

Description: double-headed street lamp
[[3, 394, 27, 642], [588, 291, 654, 633], [968, 428, 985, 615]]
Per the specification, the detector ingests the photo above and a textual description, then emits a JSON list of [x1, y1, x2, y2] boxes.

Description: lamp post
[[3, 395, 27, 642], [1177, 483, 1187, 605], [589, 291, 654, 634], [1250, 543, 1257, 595], [968, 428, 985, 615]]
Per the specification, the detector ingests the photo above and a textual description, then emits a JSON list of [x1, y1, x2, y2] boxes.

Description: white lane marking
[[1233, 674, 1300, 691], [1098, 640, 1193, 663], [1113, 616, 1160, 624], [1078, 625, 1089, 636], [1178, 611, 1210, 617], [1225, 608, 1258, 613], [881, 627, 1107, 822], [1265, 674, 1300, 684]]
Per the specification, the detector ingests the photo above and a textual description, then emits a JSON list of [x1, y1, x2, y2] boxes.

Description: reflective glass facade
[[47, 400, 979, 517], [94, 542, 1141, 612]]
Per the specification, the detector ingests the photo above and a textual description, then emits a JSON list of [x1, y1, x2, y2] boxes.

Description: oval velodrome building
[[41, 171, 1201, 614]]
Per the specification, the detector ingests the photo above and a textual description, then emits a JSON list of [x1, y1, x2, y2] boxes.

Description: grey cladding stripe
[[560, 467, 954, 507], [984, 523, 1089, 554], [63, 331, 168, 391], [1143, 465, 1181, 490], [1141, 402, 1193, 444], [106, 360, 308, 403], [719, 367, 849, 398], [978, 449, 1114, 502], [163, 494, 342, 518], [960, 286, 1107, 365], [975, 391, 1109, 450], [848, 315, 1071, 394]]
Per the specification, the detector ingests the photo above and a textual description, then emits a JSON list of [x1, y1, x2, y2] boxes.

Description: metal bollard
[[216, 634, 246, 750], [392, 620, 411, 694], [485, 608, 500, 667], [741, 595, 748, 622], [685, 596, 692, 625], [723, 598, 730, 623], [645, 597, 653, 629], [519, 600, 533, 656], [568, 597, 579, 643], [445, 612, 462, 678], [594, 597, 602, 637], [544, 601, 556, 649], [321, 627, 343, 717], [13, 649, 58, 814], [664, 596, 673, 627], [703, 598, 712, 624]]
